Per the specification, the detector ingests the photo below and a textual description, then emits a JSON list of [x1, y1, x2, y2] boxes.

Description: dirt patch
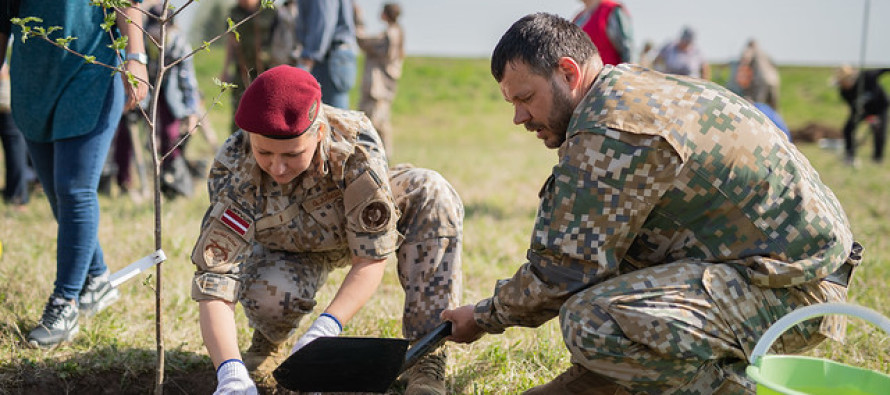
[[791, 122, 843, 143], [5, 369, 217, 395]]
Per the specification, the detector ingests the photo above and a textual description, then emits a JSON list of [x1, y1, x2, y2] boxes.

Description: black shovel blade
[[273, 336, 409, 393]]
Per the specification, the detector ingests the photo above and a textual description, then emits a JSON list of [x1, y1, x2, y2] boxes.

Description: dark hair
[[383, 3, 401, 22], [146, 5, 172, 28], [491, 13, 597, 82]]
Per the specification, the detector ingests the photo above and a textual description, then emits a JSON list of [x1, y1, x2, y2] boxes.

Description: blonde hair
[[834, 65, 858, 87]]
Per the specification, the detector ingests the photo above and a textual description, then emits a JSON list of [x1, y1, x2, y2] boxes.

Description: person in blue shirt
[[296, 0, 358, 109], [0, 1, 148, 348], [753, 102, 791, 141]]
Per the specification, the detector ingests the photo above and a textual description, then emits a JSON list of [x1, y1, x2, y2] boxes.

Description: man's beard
[[526, 80, 575, 148], [545, 80, 575, 148], [522, 79, 575, 149]]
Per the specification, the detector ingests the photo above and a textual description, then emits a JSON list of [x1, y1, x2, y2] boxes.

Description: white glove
[[214, 359, 257, 395], [290, 313, 342, 354]]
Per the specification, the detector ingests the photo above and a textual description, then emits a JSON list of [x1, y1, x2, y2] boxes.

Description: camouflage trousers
[[239, 166, 463, 344], [559, 261, 848, 394]]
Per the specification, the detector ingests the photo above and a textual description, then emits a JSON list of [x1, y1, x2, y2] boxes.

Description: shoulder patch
[[360, 200, 391, 232], [202, 226, 242, 265], [192, 202, 254, 272], [344, 169, 395, 233]]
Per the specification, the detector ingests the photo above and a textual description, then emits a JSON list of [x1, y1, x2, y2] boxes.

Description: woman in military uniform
[[194, 66, 461, 394]]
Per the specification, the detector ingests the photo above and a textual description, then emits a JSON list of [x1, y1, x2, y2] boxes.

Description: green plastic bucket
[[746, 303, 890, 395]]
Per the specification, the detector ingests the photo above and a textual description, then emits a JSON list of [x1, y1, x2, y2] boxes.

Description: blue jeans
[[26, 77, 124, 301], [1, 111, 31, 204], [312, 47, 357, 109]]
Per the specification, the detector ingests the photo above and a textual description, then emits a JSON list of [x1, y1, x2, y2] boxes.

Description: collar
[[300, 127, 332, 191]]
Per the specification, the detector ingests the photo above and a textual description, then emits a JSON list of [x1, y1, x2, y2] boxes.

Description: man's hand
[[441, 305, 485, 344], [290, 313, 342, 354], [214, 359, 257, 395]]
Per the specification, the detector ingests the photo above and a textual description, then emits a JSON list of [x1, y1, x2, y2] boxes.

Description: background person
[[0, 1, 148, 348], [733, 39, 780, 110], [653, 26, 710, 80], [442, 13, 859, 394], [270, 0, 301, 67], [195, 66, 462, 394], [834, 65, 890, 165], [572, 0, 633, 66], [297, 0, 358, 109], [0, 62, 33, 209], [218, 0, 276, 134], [727, 40, 789, 141], [144, 5, 202, 198], [356, 2, 404, 159], [637, 40, 656, 69]]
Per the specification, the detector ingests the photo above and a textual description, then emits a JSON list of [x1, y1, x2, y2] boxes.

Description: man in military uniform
[[219, 0, 277, 134], [194, 65, 462, 394], [443, 13, 860, 394]]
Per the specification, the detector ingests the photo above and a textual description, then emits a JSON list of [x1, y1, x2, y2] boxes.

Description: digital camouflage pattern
[[191, 105, 462, 343], [474, 65, 858, 393], [390, 164, 463, 339]]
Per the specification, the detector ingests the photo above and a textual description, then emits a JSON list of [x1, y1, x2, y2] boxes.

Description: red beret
[[235, 65, 322, 139]]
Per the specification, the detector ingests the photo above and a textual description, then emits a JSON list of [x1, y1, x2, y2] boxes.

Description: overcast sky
[[350, 0, 889, 66], [176, 0, 890, 66]]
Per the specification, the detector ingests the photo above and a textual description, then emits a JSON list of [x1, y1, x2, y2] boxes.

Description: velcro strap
[[344, 170, 381, 213], [191, 272, 240, 302]]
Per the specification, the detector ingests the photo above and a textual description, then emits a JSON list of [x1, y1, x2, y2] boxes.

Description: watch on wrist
[[125, 52, 148, 65]]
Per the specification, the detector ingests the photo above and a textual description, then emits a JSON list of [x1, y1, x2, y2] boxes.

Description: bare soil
[[790, 122, 843, 143], [3, 368, 217, 395]]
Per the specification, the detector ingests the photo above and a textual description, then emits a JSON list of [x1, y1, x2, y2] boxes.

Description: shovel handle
[[401, 321, 452, 373]]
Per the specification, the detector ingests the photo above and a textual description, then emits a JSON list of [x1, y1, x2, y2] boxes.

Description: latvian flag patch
[[221, 208, 250, 236]]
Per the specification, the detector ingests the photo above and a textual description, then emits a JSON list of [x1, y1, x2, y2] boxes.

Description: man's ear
[[557, 57, 583, 90]]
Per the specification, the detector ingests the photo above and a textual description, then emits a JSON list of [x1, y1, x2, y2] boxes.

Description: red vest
[[579, 0, 623, 66]]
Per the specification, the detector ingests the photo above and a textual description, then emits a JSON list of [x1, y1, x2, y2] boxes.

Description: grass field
[[1, 47, 889, 394]]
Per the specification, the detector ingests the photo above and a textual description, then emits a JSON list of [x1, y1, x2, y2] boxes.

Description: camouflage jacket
[[475, 64, 854, 333], [190, 106, 400, 302]]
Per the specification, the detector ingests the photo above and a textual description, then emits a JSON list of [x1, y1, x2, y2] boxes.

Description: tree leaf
[[226, 18, 240, 42]]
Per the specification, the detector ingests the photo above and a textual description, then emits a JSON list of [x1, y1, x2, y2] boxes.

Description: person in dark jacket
[[835, 65, 890, 165]]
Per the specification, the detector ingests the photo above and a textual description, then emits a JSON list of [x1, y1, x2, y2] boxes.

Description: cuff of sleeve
[[320, 313, 343, 331], [191, 272, 240, 302], [473, 297, 507, 334], [216, 358, 245, 375]]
